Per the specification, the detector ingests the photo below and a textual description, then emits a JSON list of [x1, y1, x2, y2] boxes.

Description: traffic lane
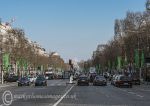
[[11, 86, 72, 106], [0, 80, 73, 106], [114, 84, 150, 101], [58, 84, 150, 106]]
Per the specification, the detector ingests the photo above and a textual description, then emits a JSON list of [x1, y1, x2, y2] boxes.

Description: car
[[28, 76, 37, 83], [4, 74, 19, 82], [88, 73, 97, 83], [18, 77, 31, 86], [93, 76, 107, 86], [35, 75, 47, 86], [103, 72, 110, 80], [130, 75, 140, 85], [114, 75, 132, 88], [45, 72, 54, 80], [77, 75, 89, 86], [111, 75, 117, 85]]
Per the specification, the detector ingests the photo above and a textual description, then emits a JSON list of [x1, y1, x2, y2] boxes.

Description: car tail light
[[117, 80, 123, 84]]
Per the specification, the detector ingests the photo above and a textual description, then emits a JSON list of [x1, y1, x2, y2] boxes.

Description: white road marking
[[127, 92, 136, 95], [117, 88, 144, 98], [136, 94, 144, 98], [57, 83, 61, 86], [52, 85, 74, 106], [140, 89, 150, 92]]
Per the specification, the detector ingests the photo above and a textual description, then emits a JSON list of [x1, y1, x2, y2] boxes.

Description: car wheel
[[116, 84, 119, 87], [129, 85, 132, 88]]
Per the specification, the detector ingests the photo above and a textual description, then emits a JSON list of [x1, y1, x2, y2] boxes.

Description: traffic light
[[69, 59, 72, 65]]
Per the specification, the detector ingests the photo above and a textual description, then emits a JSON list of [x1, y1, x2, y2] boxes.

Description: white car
[[29, 76, 37, 83]]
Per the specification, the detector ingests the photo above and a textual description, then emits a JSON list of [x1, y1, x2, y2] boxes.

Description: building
[[0, 19, 49, 74]]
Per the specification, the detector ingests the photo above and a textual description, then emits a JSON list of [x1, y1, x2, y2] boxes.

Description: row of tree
[[0, 28, 66, 75], [86, 0, 150, 74]]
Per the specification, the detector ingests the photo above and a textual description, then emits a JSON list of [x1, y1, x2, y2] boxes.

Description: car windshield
[[36, 77, 45, 80], [120, 76, 131, 81], [96, 76, 105, 80], [20, 77, 28, 81], [79, 77, 87, 80]]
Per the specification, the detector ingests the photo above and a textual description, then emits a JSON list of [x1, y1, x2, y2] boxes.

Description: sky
[[0, 0, 146, 62]]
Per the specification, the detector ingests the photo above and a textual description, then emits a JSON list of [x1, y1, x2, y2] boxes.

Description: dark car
[[35, 75, 47, 86], [4, 74, 19, 82], [45, 73, 54, 80], [77, 75, 89, 86], [88, 73, 97, 83], [18, 77, 30, 86], [93, 76, 107, 86], [115, 75, 132, 88], [131, 75, 140, 85]]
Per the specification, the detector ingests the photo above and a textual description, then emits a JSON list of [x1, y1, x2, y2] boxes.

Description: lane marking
[[140, 89, 150, 92], [117, 88, 144, 98], [52, 85, 74, 106], [136, 94, 144, 98], [57, 84, 61, 86], [127, 92, 136, 95]]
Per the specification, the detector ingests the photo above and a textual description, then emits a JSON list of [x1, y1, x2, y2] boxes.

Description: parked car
[[114, 75, 132, 88], [35, 75, 47, 86], [93, 76, 107, 86], [131, 75, 140, 85], [4, 74, 19, 82], [18, 77, 31, 86], [77, 75, 89, 86], [28, 76, 37, 83], [103, 72, 110, 80]]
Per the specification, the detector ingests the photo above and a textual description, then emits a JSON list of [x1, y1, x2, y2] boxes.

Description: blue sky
[[0, 0, 146, 61]]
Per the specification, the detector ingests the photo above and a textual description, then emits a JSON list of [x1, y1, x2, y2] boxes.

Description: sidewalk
[[0, 82, 17, 88]]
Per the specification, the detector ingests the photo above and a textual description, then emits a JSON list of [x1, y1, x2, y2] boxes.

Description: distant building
[[0, 22, 12, 34]]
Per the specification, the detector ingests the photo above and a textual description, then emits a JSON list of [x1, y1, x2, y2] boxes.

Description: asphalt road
[[0, 80, 150, 106]]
